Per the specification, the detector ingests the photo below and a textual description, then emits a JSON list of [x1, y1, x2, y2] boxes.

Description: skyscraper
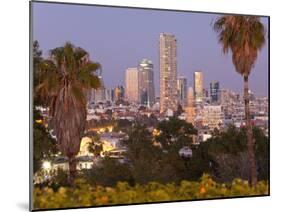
[[187, 87, 195, 107], [125, 68, 139, 103], [177, 77, 187, 107], [194, 71, 203, 103], [210, 81, 220, 103], [159, 33, 178, 113], [138, 58, 155, 107], [87, 68, 105, 103], [185, 87, 196, 125], [114, 85, 124, 102]]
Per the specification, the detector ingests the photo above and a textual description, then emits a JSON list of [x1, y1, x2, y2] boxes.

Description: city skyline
[[33, 2, 269, 97], [31, 3, 269, 209]]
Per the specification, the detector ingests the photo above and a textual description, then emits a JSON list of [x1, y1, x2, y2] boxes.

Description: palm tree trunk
[[68, 155, 77, 185], [243, 75, 257, 186]]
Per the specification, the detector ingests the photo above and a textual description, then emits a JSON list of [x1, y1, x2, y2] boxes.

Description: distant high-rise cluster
[[194, 71, 203, 103], [177, 77, 187, 107], [138, 58, 155, 107], [159, 33, 178, 113], [84, 31, 268, 137], [125, 68, 139, 103]]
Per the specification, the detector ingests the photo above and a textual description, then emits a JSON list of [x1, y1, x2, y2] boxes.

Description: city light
[[35, 119, 43, 124], [42, 161, 51, 170]]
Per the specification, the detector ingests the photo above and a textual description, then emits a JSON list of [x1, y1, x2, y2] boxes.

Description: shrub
[[33, 174, 268, 210]]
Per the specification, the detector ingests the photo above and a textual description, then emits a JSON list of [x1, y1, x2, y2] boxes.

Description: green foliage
[[35, 169, 69, 191], [190, 126, 269, 182], [33, 174, 268, 210], [123, 123, 195, 184], [113, 119, 132, 133], [33, 40, 43, 88], [33, 109, 58, 173], [87, 134, 103, 157], [124, 124, 162, 184], [156, 117, 197, 151], [83, 158, 134, 187]]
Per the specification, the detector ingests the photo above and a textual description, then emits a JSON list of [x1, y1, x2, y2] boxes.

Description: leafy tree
[[84, 158, 133, 187], [155, 117, 197, 151], [88, 134, 103, 157], [123, 123, 195, 184], [33, 40, 58, 173], [33, 40, 43, 89], [33, 109, 58, 173], [36, 42, 101, 184], [214, 16, 266, 186], [104, 109, 113, 119], [113, 119, 132, 133], [174, 104, 184, 117], [191, 126, 268, 182], [123, 124, 162, 184]]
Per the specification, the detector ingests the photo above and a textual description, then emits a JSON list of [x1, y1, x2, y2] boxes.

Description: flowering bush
[[33, 174, 268, 210]]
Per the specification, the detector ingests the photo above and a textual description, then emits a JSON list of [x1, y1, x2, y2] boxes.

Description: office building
[[177, 77, 187, 107], [194, 71, 203, 103], [125, 68, 139, 103], [138, 58, 155, 107], [210, 81, 220, 103]]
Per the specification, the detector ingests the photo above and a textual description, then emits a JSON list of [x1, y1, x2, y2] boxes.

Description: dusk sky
[[32, 2, 269, 97]]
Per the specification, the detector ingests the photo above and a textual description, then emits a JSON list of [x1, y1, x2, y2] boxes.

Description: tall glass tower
[[210, 81, 220, 103], [177, 77, 187, 107], [138, 58, 155, 107]]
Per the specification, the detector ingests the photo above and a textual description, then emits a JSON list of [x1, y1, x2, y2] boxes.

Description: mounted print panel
[[30, 1, 269, 211]]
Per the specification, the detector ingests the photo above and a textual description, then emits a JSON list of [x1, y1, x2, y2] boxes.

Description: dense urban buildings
[[194, 71, 204, 103], [202, 105, 224, 130], [138, 58, 155, 107], [125, 68, 139, 103], [177, 77, 187, 107], [159, 33, 178, 113]]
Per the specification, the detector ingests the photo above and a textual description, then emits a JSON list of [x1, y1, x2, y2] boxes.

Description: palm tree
[[36, 42, 101, 184], [214, 16, 265, 186]]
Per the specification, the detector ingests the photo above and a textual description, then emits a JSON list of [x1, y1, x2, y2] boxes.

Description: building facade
[[159, 33, 178, 113], [114, 85, 124, 102], [202, 105, 224, 130], [177, 77, 187, 107], [210, 81, 220, 103], [138, 58, 155, 107], [125, 68, 139, 103], [185, 87, 196, 125], [194, 71, 203, 103]]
